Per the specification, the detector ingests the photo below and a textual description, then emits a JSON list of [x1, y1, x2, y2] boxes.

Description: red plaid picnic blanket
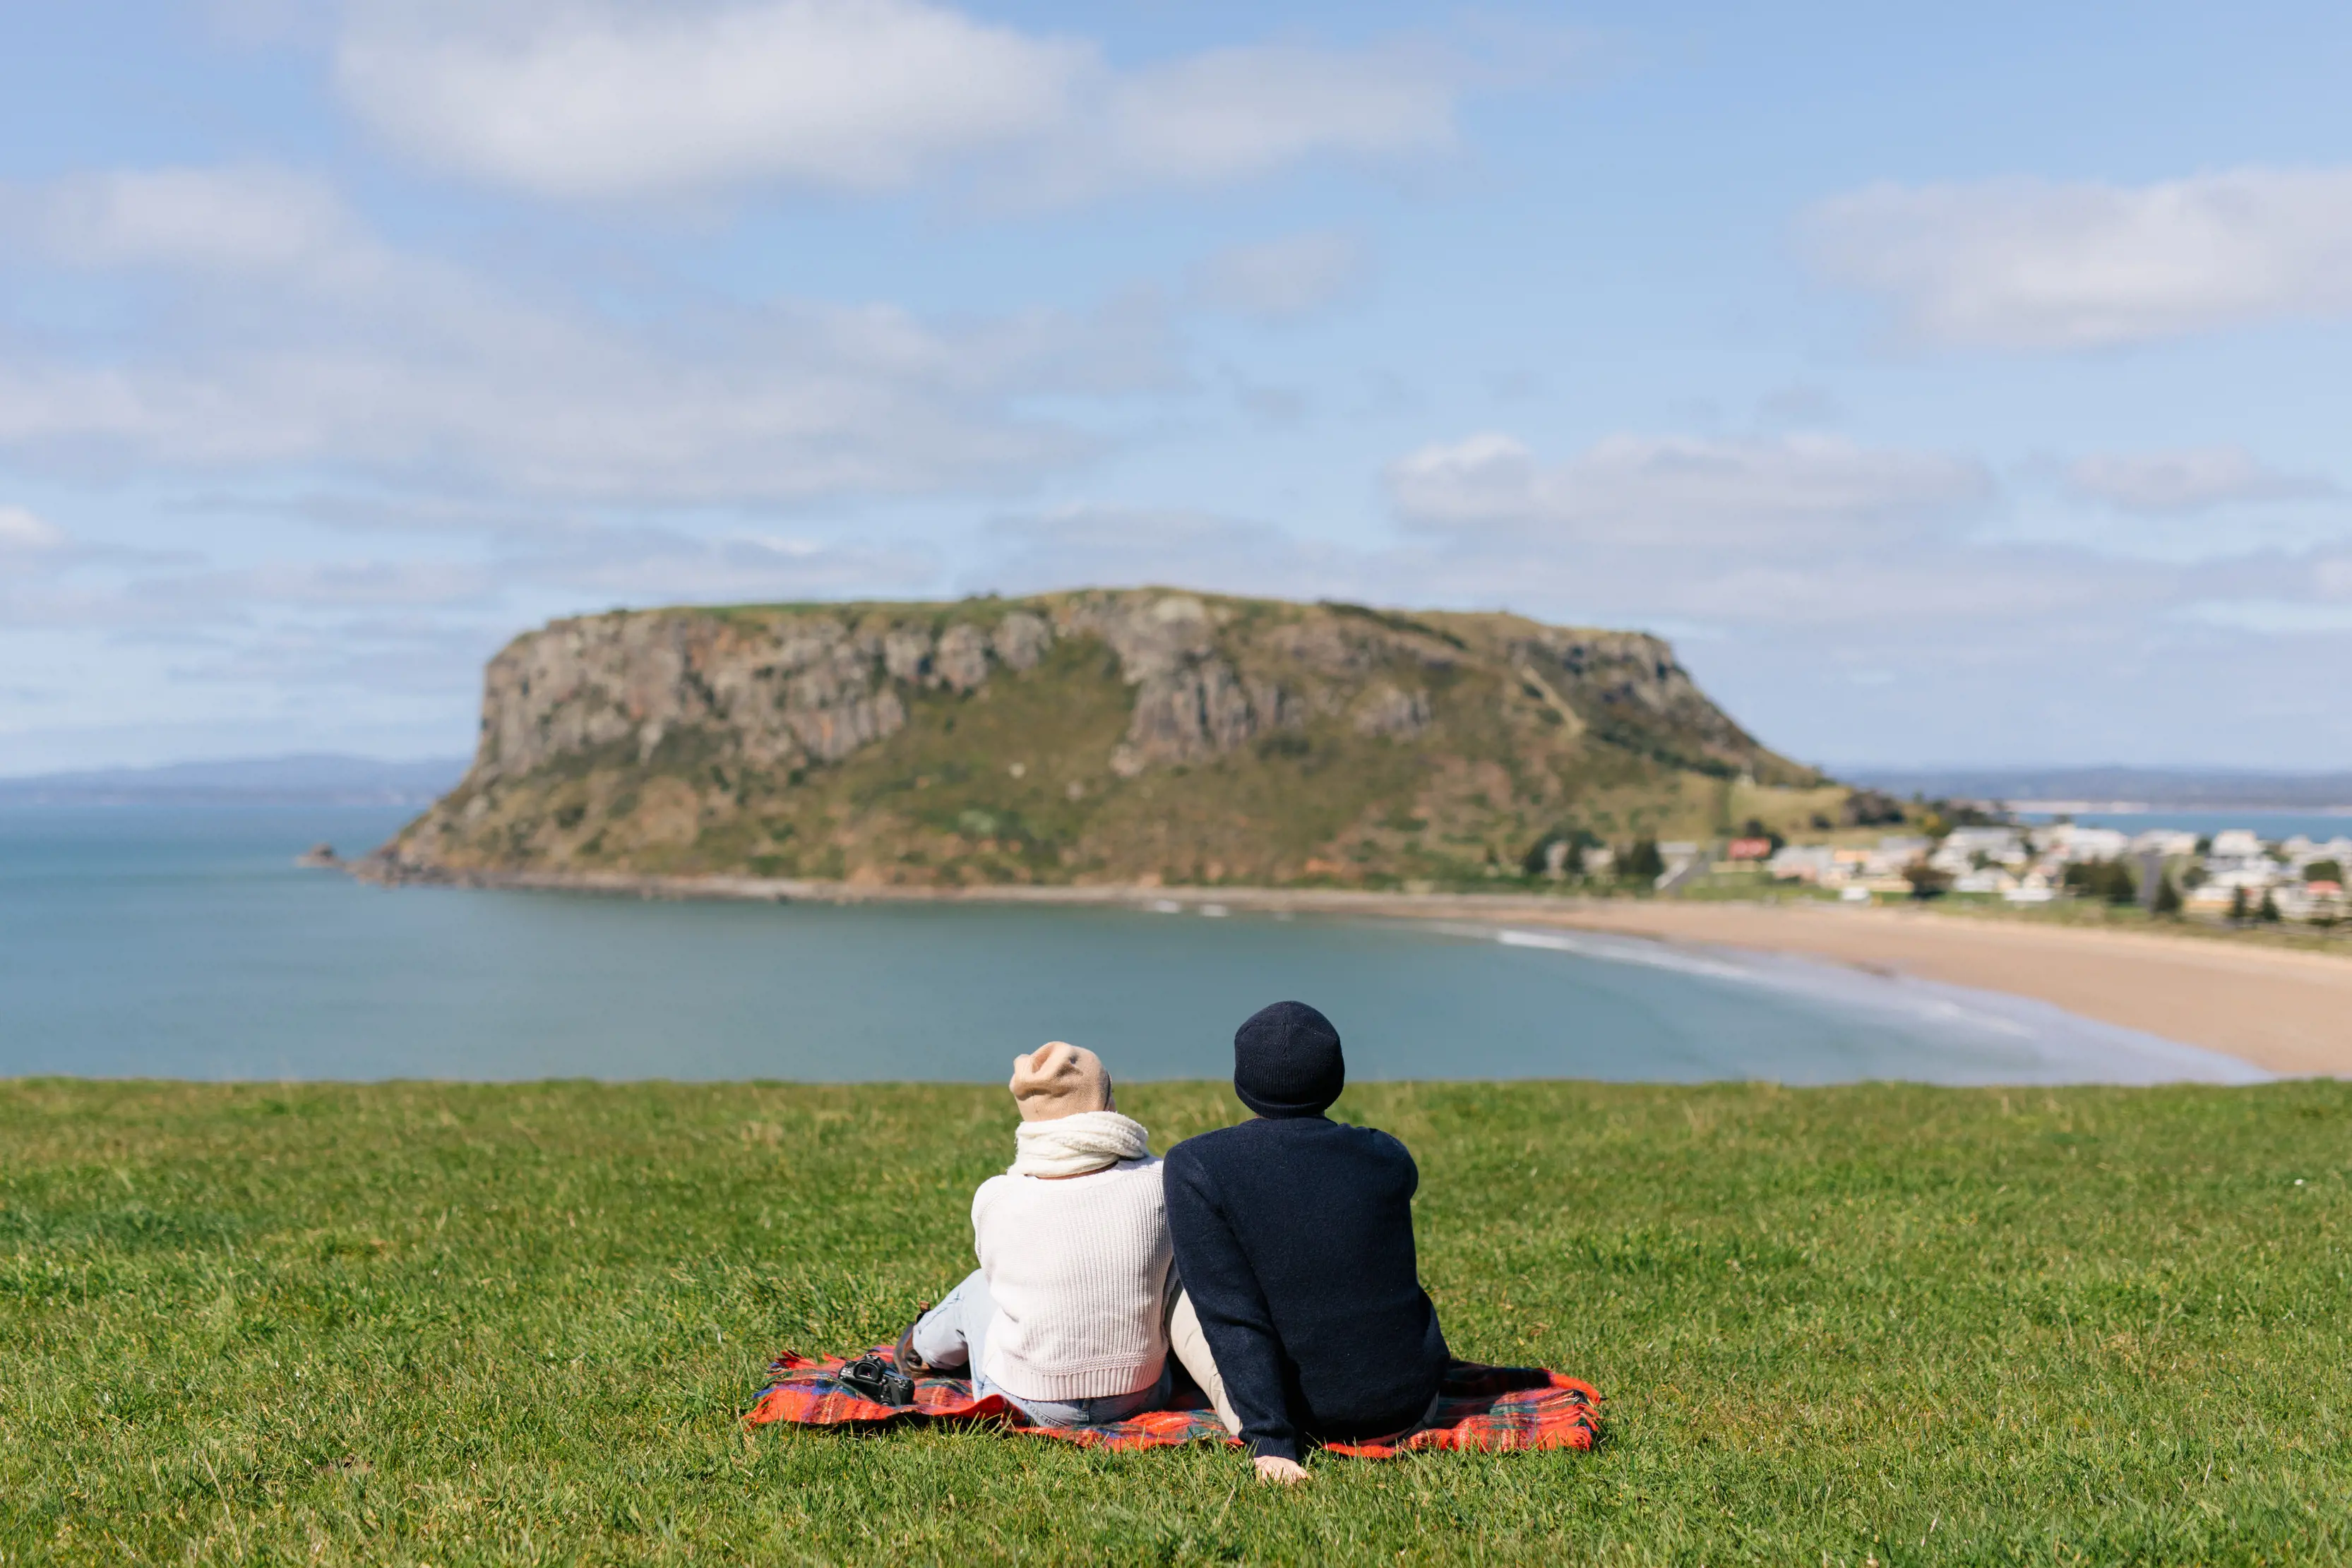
[[745, 1350, 1601, 1458]]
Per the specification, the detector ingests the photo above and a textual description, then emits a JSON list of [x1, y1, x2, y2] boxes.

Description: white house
[[2130, 830, 2199, 858], [1943, 826, 2024, 858], [2205, 862, 2283, 893], [1768, 845, 1837, 883], [1864, 835, 1933, 877], [2048, 825, 2130, 862], [2281, 835, 2352, 873]]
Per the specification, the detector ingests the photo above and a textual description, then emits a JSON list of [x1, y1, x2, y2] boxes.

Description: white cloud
[[149, 560, 497, 609], [2177, 599, 2352, 635], [1, 514, 934, 640], [1804, 168, 2352, 349], [2061, 446, 2336, 513], [0, 164, 1171, 503], [512, 525, 933, 599], [1386, 431, 1990, 546], [978, 505, 1355, 600], [1640, 553, 2173, 629], [984, 472, 2156, 638], [334, 0, 1466, 203], [115, 529, 923, 625], [1082, 42, 1455, 194], [177, 491, 580, 539], [1189, 231, 1366, 321], [0, 505, 68, 553], [0, 563, 475, 630], [338, 0, 1082, 198], [148, 617, 505, 698], [4, 167, 359, 273]]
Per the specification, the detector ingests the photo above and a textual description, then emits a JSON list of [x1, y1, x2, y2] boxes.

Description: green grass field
[[5, 1078, 2348, 1565]]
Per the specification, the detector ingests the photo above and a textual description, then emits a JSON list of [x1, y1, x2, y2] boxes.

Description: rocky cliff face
[[376, 590, 1829, 887]]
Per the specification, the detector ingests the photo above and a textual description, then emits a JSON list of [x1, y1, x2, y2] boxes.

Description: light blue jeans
[[909, 1268, 1172, 1428]]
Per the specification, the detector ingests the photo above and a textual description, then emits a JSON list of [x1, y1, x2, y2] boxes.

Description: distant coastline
[[2004, 799, 2352, 817], [1843, 765, 2352, 812], [0, 753, 466, 808]]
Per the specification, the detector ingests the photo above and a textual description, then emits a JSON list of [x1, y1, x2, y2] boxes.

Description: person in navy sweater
[[1164, 1000, 1450, 1483]]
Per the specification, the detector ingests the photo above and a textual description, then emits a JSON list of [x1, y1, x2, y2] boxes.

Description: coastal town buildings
[[1762, 823, 2351, 925]]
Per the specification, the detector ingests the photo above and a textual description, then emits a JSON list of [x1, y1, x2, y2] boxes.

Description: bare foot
[[1253, 1456, 1308, 1485]]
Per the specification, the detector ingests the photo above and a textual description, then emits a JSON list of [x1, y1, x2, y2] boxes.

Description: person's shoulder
[[971, 1171, 1019, 1212], [1171, 1121, 1260, 1154], [1166, 1122, 1253, 1173], [1338, 1122, 1417, 1164]]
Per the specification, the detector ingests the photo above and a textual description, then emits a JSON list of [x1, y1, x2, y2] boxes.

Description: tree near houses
[[2062, 858, 2139, 905], [1622, 838, 1667, 882], [1522, 825, 1601, 880], [1839, 789, 1907, 827], [1903, 858, 1953, 899]]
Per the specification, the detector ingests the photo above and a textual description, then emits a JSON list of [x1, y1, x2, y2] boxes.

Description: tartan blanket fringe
[[745, 1349, 1601, 1458]]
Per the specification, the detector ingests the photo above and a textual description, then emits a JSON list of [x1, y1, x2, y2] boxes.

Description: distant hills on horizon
[[0, 753, 468, 807], [1844, 765, 2352, 810]]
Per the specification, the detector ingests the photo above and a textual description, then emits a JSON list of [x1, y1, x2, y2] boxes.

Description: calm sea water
[[0, 806, 2262, 1085]]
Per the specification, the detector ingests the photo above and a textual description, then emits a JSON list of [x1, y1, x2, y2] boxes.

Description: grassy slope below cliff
[[382, 591, 1843, 888]]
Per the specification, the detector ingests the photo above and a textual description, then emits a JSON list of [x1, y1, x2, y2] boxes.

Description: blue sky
[[5, 0, 2352, 774]]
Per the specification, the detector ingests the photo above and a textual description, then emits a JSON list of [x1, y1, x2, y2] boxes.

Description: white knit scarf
[[1010, 1111, 1152, 1178]]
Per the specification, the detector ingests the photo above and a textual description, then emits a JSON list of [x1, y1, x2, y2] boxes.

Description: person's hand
[[1253, 1455, 1308, 1485]]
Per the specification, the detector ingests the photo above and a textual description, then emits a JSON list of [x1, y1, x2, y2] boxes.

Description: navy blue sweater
[[1165, 1116, 1449, 1461]]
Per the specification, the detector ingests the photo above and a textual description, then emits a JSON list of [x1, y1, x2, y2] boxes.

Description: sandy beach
[[1512, 902, 2352, 1077], [353, 863, 2352, 1076]]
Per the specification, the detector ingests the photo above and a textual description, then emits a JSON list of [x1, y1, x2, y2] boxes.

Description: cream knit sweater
[[971, 1156, 1172, 1402]]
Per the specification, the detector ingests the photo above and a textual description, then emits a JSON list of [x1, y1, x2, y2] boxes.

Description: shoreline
[[350, 863, 2352, 1077]]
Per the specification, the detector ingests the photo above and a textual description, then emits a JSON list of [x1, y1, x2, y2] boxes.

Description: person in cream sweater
[[895, 1041, 1183, 1428]]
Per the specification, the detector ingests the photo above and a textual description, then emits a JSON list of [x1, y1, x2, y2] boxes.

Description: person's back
[[898, 1042, 1175, 1427], [969, 1152, 1169, 1402], [1165, 1001, 1447, 1469]]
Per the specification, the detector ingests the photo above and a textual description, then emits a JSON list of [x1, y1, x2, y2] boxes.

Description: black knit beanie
[[1232, 1000, 1344, 1118]]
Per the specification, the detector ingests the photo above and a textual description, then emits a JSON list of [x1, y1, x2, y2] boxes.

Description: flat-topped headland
[[358, 588, 1844, 890]]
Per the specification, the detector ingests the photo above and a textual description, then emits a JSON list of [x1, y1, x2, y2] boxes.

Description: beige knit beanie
[[1009, 1041, 1115, 1122]]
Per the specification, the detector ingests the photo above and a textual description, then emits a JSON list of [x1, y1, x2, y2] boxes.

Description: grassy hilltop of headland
[[369, 589, 1851, 887]]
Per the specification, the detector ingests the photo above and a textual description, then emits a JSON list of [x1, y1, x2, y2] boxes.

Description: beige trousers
[[1166, 1291, 1243, 1437], [1165, 1292, 1447, 1446]]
